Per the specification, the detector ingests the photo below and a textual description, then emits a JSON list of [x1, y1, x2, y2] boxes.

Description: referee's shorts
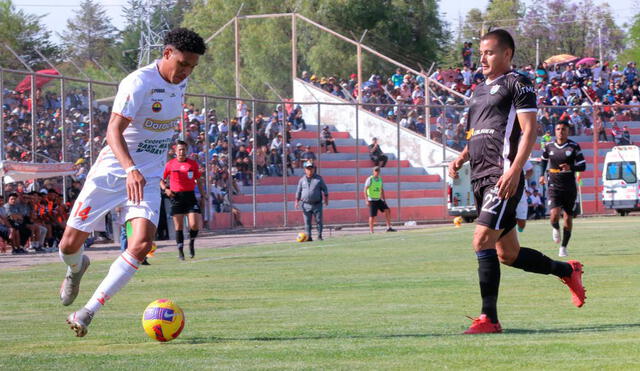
[[369, 199, 390, 217], [170, 191, 201, 215], [472, 174, 524, 235]]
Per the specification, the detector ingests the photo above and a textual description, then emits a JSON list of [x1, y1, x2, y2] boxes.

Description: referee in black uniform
[[539, 122, 586, 257], [448, 29, 585, 334]]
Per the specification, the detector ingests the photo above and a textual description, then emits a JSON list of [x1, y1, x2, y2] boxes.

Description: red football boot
[[561, 260, 586, 308], [463, 314, 502, 334]]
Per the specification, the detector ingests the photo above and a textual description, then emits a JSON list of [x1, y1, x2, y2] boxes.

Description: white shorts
[[516, 192, 528, 220], [67, 171, 161, 233]]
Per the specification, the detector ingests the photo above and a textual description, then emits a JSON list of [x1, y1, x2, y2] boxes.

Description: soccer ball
[[453, 216, 463, 227], [142, 299, 185, 342], [296, 232, 308, 242]]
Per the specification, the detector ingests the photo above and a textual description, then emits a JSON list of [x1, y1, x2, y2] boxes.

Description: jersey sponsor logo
[[490, 85, 500, 95], [471, 128, 495, 136], [142, 117, 179, 132], [151, 88, 165, 94], [136, 137, 173, 154], [151, 101, 162, 113], [516, 82, 535, 95]]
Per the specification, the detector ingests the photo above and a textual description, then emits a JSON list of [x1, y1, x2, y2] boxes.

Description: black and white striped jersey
[[466, 71, 537, 181]]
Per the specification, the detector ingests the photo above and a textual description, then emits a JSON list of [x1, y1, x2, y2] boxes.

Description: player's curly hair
[[164, 28, 206, 55]]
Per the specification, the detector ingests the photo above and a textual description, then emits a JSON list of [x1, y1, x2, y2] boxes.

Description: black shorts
[[548, 187, 577, 216], [170, 191, 201, 215], [369, 199, 389, 217], [473, 174, 524, 234]]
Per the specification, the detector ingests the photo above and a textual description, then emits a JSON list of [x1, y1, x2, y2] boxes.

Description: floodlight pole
[[291, 13, 297, 81], [234, 4, 243, 99]]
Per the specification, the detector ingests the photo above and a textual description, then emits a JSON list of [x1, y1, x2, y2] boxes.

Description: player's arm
[[448, 145, 469, 179], [539, 145, 549, 185], [571, 145, 587, 172], [497, 111, 537, 199], [321, 178, 329, 206], [106, 114, 146, 204], [160, 164, 174, 198]]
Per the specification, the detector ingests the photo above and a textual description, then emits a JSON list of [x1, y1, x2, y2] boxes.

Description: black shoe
[[386, 228, 397, 232], [189, 246, 195, 259], [307, 237, 313, 242], [142, 258, 151, 265], [189, 254, 195, 259], [178, 250, 185, 261], [318, 236, 323, 241]]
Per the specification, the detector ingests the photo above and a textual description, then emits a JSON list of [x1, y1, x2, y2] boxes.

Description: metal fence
[[2, 67, 637, 230]]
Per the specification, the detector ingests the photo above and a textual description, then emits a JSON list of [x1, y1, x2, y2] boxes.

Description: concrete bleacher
[[210, 124, 448, 229]]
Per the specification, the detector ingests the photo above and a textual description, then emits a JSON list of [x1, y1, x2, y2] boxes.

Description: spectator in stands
[[529, 189, 544, 219], [300, 145, 316, 164], [369, 137, 388, 168], [620, 125, 632, 145], [5, 193, 30, 254], [611, 120, 623, 144], [292, 143, 304, 168], [267, 148, 282, 176], [321, 126, 338, 153]]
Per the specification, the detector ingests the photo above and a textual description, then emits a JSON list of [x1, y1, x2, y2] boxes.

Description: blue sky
[[12, 0, 640, 44]]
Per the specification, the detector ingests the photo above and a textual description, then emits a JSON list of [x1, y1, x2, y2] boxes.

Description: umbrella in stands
[[576, 57, 597, 66], [15, 69, 60, 93], [544, 54, 579, 66]]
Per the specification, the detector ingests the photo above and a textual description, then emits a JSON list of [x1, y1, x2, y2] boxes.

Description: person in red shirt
[[161, 140, 206, 260]]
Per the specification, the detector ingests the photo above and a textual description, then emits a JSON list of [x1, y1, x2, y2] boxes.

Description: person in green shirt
[[364, 166, 396, 234]]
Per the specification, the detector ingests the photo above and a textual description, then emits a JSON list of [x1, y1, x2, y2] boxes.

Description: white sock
[[60, 247, 84, 273], [38, 226, 47, 245], [84, 251, 140, 314]]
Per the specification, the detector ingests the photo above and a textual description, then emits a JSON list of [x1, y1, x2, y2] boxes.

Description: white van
[[602, 145, 640, 216]]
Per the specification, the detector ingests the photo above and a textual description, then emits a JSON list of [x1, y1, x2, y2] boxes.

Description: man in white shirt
[[59, 28, 206, 338]]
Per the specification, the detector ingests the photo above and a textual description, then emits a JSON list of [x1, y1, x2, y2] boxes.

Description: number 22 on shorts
[[481, 187, 502, 215], [73, 202, 92, 221]]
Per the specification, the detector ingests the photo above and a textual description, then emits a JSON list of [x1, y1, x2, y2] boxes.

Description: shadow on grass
[[181, 323, 640, 344], [506, 322, 640, 334]]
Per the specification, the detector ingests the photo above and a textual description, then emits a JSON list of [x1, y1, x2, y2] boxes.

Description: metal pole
[[61, 78, 67, 204], [31, 72, 36, 165], [234, 17, 241, 99], [282, 99, 288, 227], [203, 96, 210, 229], [598, 27, 603, 63], [251, 100, 257, 228], [442, 109, 448, 220], [291, 13, 297, 82], [317, 103, 321, 171], [355, 104, 360, 224], [0, 69, 3, 198], [535, 39, 540, 68], [592, 107, 599, 214], [396, 104, 401, 223], [88, 81, 94, 165], [227, 99, 234, 228]]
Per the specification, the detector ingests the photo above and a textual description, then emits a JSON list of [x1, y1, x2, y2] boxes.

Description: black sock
[[477, 249, 500, 323], [562, 228, 572, 247], [511, 247, 573, 277], [551, 221, 560, 230], [176, 230, 184, 252], [189, 229, 198, 254]]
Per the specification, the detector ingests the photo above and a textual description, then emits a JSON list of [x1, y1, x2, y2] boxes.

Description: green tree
[[184, 0, 448, 101], [618, 13, 640, 66], [0, 0, 59, 70], [61, 0, 117, 62]]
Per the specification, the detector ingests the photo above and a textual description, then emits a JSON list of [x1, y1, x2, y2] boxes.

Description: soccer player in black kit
[[539, 122, 586, 257], [448, 30, 586, 334]]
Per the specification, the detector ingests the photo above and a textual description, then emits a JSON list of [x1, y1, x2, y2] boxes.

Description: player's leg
[[549, 202, 562, 244], [368, 202, 376, 233], [314, 206, 323, 240], [302, 207, 313, 241], [187, 211, 201, 258], [58, 225, 91, 306], [68, 218, 156, 337], [497, 228, 585, 307], [173, 213, 185, 260], [383, 203, 396, 232], [466, 224, 503, 333], [559, 196, 575, 257]]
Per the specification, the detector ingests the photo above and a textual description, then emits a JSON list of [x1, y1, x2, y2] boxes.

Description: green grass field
[[2, 217, 640, 370]]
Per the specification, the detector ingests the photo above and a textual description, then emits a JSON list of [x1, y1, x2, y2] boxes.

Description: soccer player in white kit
[[58, 28, 206, 337]]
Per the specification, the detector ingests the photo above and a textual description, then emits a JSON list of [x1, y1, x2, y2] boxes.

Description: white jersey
[[92, 60, 186, 179]]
